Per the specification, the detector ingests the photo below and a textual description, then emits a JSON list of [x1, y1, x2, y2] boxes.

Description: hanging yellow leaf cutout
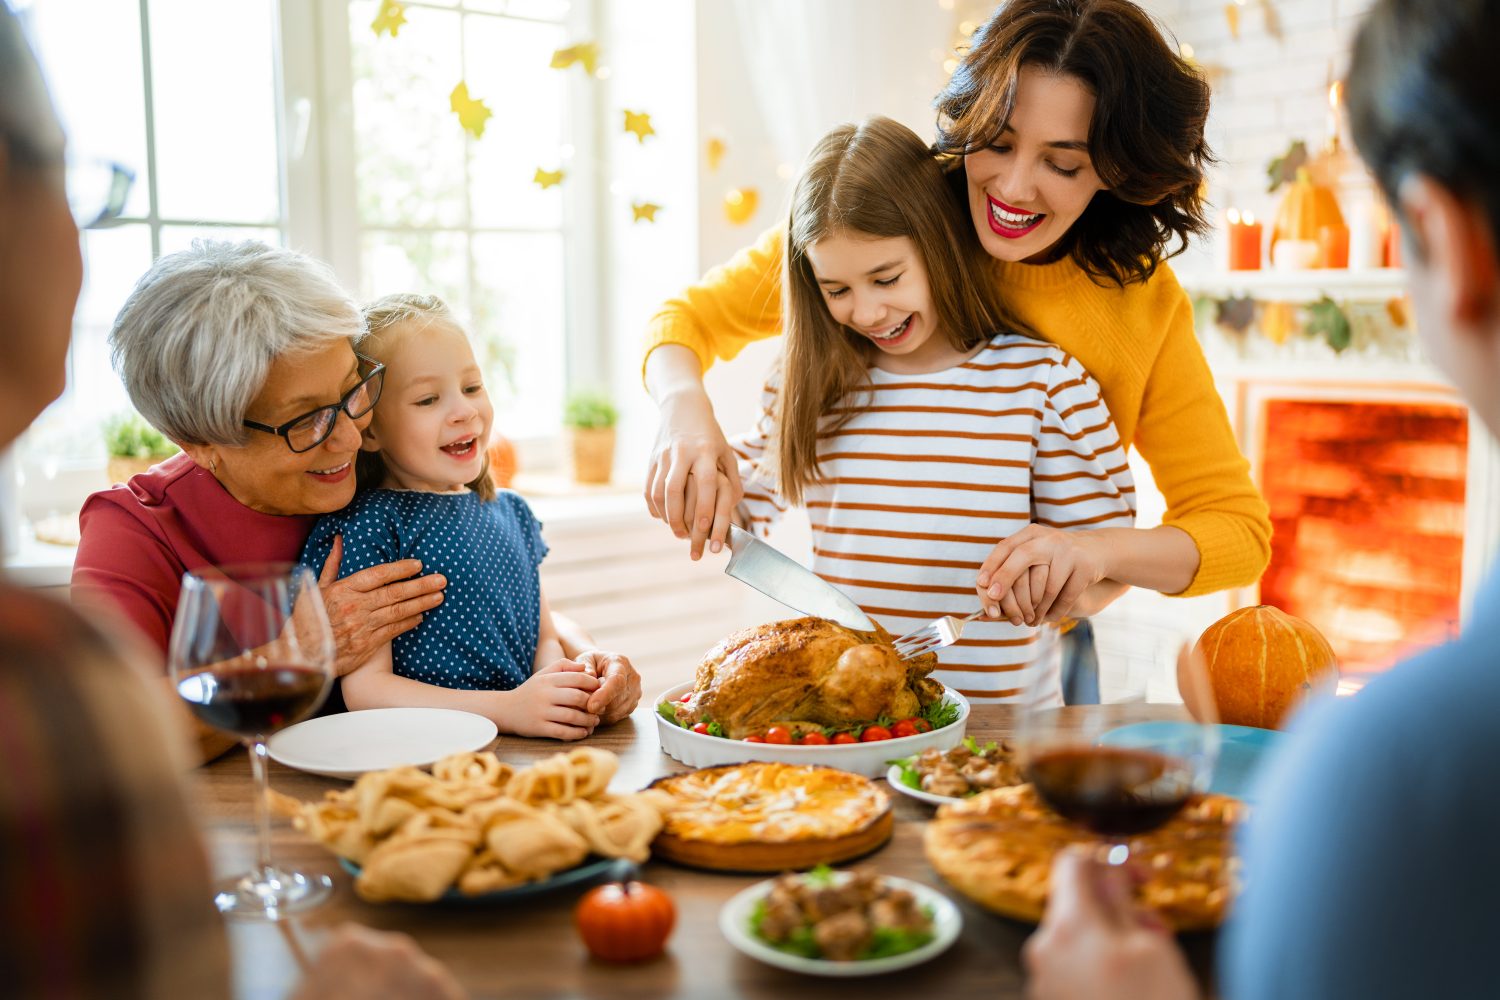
[[550, 42, 601, 75], [631, 202, 662, 223], [450, 82, 493, 139], [623, 110, 656, 144], [533, 167, 565, 190], [706, 137, 727, 172], [723, 187, 758, 226], [1386, 296, 1410, 328], [1261, 301, 1297, 345], [1224, 2, 1241, 38], [371, 0, 407, 38]]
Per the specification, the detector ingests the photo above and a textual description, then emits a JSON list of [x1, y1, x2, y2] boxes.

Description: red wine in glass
[[177, 664, 328, 740], [1025, 746, 1195, 837]]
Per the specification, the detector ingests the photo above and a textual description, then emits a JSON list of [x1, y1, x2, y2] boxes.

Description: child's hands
[[498, 660, 601, 740], [574, 649, 642, 724], [976, 525, 1110, 626]]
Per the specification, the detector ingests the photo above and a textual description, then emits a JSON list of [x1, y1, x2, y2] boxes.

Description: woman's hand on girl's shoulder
[[318, 534, 447, 675]]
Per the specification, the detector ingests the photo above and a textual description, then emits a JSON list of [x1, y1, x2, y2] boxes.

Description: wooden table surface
[[192, 702, 1215, 1000]]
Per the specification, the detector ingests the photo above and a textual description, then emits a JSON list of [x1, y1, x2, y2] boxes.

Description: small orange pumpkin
[[575, 881, 676, 962], [487, 433, 518, 489], [1271, 167, 1345, 253], [1193, 605, 1338, 730]]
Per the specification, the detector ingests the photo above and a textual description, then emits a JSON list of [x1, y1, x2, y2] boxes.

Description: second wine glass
[[169, 562, 335, 919], [1016, 625, 1219, 865]]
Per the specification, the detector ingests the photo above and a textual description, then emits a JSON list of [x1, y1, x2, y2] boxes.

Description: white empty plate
[[268, 708, 498, 779]]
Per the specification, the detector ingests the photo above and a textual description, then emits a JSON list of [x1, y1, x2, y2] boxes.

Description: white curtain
[[729, 0, 960, 168]]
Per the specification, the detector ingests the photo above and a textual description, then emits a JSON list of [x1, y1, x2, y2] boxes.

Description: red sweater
[[72, 453, 315, 660]]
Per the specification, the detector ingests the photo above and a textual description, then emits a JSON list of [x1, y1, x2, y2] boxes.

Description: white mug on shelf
[[1272, 239, 1320, 271]]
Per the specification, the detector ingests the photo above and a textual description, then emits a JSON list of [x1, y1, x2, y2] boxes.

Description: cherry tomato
[[679, 692, 694, 703], [691, 722, 711, 735], [764, 725, 794, 745], [908, 717, 933, 733], [831, 732, 859, 745], [743, 735, 765, 743], [798, 731, 830, 746], [860, 725, 893, 742], [890, 720, 919, 739]]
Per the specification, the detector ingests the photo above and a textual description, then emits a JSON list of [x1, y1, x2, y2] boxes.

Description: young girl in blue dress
[[301, 294, 633, 740]]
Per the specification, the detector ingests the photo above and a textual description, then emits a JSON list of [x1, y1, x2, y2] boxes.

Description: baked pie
[[649, 762, 893, 871], [923, 784, 1244, 931]]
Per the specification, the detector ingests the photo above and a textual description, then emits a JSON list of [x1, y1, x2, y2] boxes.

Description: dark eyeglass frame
[[242, 354, 386, 454]]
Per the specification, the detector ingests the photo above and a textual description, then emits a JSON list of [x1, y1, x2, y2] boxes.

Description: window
[[14, 0, 592, 517]]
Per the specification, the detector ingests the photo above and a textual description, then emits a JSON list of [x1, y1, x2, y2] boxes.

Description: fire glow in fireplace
[[1254, 396, 1469, 680]]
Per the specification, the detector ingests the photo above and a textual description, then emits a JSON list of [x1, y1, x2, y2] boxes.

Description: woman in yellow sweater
[[644, 0, 1270, 624]]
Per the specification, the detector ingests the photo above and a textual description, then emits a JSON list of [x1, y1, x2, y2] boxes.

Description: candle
[[1227, 209, 1263, 271]]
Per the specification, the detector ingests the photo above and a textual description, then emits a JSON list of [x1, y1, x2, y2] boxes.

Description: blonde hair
[[777, 116, 1021, 504], [356, 293, 496, 501]]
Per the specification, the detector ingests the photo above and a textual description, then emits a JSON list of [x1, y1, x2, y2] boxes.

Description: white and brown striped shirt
[[733, 334, 1136, 702]]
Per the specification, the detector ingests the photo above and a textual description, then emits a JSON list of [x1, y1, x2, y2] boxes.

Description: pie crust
[[923, 784, 1244, 931], [649, 762, 893, 872]]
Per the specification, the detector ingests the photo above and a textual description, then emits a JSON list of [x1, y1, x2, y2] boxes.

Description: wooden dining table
[[193, 702, 1219, 1000]]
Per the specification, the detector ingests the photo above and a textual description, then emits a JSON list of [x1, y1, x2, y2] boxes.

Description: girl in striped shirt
[[727, 117, 1136, 702]]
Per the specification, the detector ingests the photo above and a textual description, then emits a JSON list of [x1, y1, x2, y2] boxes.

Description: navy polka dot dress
[[300, 489, 547, 691]]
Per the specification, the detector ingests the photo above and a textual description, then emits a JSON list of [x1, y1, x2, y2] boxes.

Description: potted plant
[[104, 412, 178, 484], [563, 390, 618, 485]]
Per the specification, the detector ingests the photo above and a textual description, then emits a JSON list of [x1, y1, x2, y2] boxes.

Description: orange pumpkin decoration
[[1271, 167, 1345, 261], [1193, 605, 1338, 730], [487, 433, 518, 489], [575, 881, 676, 962]]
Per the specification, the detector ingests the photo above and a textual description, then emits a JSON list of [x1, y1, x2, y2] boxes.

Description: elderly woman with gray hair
[[73, 240, 642, 763]]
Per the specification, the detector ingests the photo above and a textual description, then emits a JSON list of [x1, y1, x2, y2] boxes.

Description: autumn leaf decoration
[[1266, 139, 1309, 193], [371, 0, 407, 38], [450, 83, 493, 139], [1305, 296, 1353, 352]]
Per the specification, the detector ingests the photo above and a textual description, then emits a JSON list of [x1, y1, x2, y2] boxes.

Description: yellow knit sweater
[[643, 225, 1271, 597]]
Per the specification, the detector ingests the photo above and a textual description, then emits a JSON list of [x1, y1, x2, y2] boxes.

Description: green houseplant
[[563, 390, 618, 484], [103, 412, 178, 484]]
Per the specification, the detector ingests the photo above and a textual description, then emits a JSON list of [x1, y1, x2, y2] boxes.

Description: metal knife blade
[[724, 525, 875, 632]]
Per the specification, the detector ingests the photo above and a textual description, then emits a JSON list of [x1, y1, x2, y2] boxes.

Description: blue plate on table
[[1098, 722, 1285, 804], [338, 856, 622, 904]]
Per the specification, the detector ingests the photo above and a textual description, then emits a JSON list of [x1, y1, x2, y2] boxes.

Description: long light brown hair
[[356, 293, 495, 501], [778, 116, 1018, 505]]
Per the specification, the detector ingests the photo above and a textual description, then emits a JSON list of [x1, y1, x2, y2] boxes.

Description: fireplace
[[1241, 381, 1473, 682]]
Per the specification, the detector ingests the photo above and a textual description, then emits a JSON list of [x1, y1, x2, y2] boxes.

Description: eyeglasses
[[242, 355, 386, 454], [67, 158, 136, 229]]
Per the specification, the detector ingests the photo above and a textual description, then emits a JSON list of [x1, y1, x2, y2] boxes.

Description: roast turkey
[[678, 617, 943, 739]]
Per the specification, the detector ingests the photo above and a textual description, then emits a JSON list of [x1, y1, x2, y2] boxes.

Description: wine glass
[[169, 563, 335, 919], [1015, 624, 1219, 866]]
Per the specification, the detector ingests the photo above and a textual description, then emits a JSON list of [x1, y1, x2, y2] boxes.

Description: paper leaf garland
[[622, 110, 656, 144], [723, 188, 758, 226], [1214, 296, 1256, 336], [371, 0, 407, 38], [706, 137, 727, 172], [1260, 302, 1297, 344], [631, 202, 661, 223], [450, 83, 493, 139], [550, 42, 600, 75], [533, 167, 565, 190], [1266, 139, 1309, 193], [1306, 296, 1352, 352]]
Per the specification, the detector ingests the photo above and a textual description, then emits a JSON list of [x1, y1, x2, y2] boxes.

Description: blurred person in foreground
[[0, 5, 463, 996], [1021, 1, 1500, 998]]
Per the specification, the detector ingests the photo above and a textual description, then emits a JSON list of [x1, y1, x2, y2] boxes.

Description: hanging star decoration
[[723, 187, 758, 226], [371, 0, 407, 38], [550, 42, 601, 75], [631, 201, 661, 223], [623, 110, 655, 144], [533, 167, 565, 190], [706, 137, 727, 172], [450, 82, 493, 139]]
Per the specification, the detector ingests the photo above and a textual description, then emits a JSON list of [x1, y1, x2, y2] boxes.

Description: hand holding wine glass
[[170, 563, 336, 919]]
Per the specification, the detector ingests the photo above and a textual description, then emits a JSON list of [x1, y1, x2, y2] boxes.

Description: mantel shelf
[[1180, 268, 1408, 302]]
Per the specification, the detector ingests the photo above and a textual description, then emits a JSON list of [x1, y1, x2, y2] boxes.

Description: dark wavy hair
[[934, 0, 1213, 287], [1345, 0, 1500, 257]]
